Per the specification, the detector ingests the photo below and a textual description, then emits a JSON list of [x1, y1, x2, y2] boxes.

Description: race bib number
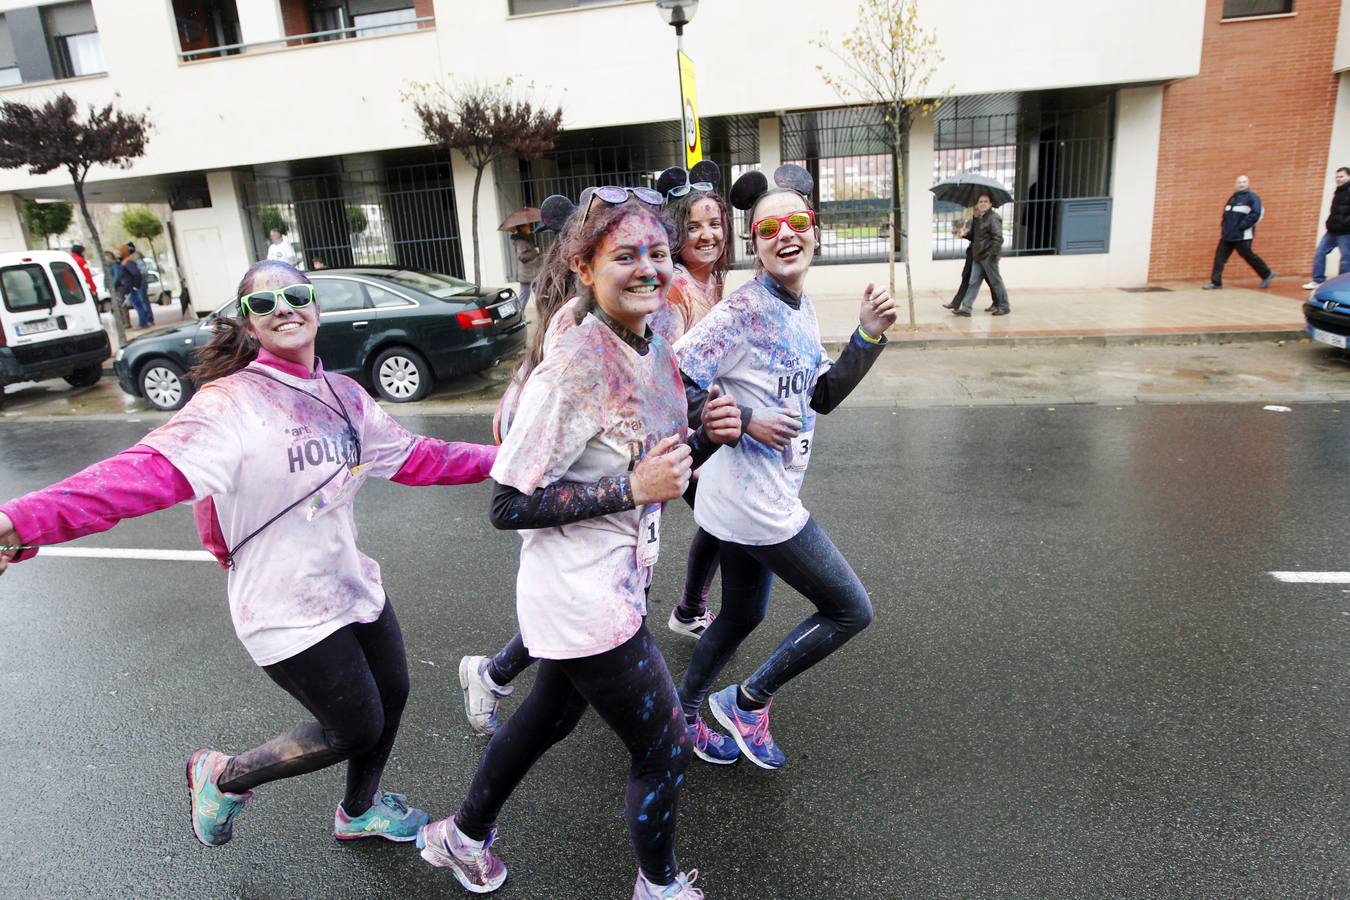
[[636, 505, 661, 567], [784, 430, 814, 472], [307, 464, 369, 521]]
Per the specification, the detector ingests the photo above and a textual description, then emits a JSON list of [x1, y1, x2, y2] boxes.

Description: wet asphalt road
[[0, 405, 1347, 899]]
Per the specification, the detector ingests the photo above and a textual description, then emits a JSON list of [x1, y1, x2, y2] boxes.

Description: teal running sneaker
[[334, 790, 429, 842], [186, 749, 251, 847]]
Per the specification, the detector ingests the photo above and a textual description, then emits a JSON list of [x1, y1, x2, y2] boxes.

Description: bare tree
[[407, 80, 562, 287], [0, 94, 151, 343], [815, 0, 943, 328]]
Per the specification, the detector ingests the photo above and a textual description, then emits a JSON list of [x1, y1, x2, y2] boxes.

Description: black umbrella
[[930, 175, 1013, 208]]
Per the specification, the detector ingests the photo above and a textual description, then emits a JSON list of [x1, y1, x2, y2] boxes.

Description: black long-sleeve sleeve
[[809, 330, 888, 415], [490, 476, 635, 530]]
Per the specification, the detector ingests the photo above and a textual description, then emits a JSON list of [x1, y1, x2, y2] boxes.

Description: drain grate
[[1119, 286, 1173, 293]]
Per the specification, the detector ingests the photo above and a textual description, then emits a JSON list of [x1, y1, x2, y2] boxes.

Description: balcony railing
[[178, 16, 434, 61]]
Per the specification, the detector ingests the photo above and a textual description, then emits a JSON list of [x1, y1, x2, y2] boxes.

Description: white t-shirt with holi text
[[139, 361, 417, 666], [491, 312, 687, 659], [675, 273, 830, 546]]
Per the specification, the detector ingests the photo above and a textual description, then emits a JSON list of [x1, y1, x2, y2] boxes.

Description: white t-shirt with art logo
[[491, 312, 687, 660], [139, 361, 417, 666], [675, 273, 831, 547]]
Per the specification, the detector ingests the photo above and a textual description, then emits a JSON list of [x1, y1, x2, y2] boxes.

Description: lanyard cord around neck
[[221, 367, 363, 570]]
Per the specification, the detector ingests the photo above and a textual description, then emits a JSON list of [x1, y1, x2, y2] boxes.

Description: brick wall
[[1149, 0, 1340, 283]]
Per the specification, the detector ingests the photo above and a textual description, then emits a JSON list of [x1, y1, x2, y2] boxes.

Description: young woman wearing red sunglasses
[[0, 260, 498, 849], [671, 166, 898, 770]]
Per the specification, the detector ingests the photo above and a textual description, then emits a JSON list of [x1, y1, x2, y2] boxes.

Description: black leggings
[[675, 477, 721, 621], [679, 518, 873, 719], [457, 624, 691, 886], [217, 600, 409, 816]]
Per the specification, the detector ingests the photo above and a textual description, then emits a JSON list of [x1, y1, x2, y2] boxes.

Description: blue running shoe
[[688, 716, 739, 765], [418, 816, 508, 894], [334, 790, 429, 842], [186, 749, 251, 847], [709, 685, 785, 770]]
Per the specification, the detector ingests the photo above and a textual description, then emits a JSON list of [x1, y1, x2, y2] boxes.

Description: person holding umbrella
[[954, 192, 1010, 316], [499, 208, 543, 307]]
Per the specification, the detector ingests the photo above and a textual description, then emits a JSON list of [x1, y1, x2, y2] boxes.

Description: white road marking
[[1269, 571, 1350, 584], [32, 547, 215, 563]]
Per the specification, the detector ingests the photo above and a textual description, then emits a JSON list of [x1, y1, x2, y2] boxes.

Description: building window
[[43, 1, 104, 78], [174, 0, 242, 60], [353, 7, 417, 35], [932, 89, 1115, 258], [0, 15, 18, 86], [509, 0, 639, 14], [1222, 0, 1293, 18], [297, 1, 423, 42], [781, 106, 900, 264]]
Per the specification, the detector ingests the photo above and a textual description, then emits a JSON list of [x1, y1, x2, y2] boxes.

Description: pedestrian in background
[[1204, 175, 1275, 290], [117, 243, 152, 328], [943, 213, 996, 312], [68, 243, 98, 300], [266, 229, 299, 266], [954, 192, 1011, 316], [102, 250, 122, 314], [509, 224, 542, 306], [1302, 166, 1350, 289]]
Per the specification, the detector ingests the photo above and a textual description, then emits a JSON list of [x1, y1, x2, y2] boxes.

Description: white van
[[0, 250, 111, 391]]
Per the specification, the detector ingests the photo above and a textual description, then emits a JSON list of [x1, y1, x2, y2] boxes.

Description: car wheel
[[139, 359, 193, 411], [372, 346, 432, 403], [63, 363, 102, 388]]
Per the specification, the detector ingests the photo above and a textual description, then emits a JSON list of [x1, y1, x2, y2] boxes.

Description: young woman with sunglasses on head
[[673, 166, 897, 771], [418, 192, 739, 899], [0, 260, 498, 848]]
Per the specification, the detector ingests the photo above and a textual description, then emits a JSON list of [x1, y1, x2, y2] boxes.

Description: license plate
[[1312, 327, 1347, 348], [15, 318, 57, 336], [495, 301, 518, 319]]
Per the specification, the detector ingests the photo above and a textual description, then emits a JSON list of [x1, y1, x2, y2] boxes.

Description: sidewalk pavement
[[811, 277, 1310, 347]]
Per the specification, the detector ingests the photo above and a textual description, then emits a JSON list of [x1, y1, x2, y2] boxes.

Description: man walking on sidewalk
[[1302, 166, 1350, 289], [1204, 175, 1274, 290]]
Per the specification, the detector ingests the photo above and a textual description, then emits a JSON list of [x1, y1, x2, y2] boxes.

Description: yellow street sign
[[678, 50, 702, 168]]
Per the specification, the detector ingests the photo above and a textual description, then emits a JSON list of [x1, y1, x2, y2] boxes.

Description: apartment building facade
[[0, 0, 1309, 307]]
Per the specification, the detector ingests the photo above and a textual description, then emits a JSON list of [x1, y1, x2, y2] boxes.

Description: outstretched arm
[[390, 437, 497, 486], [0, 445, 194, 572], [810, 283, 895, 415]]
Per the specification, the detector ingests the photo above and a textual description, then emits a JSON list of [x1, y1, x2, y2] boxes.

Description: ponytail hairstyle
[[513, 235, 576, 385], [187, 260, 310, 385]]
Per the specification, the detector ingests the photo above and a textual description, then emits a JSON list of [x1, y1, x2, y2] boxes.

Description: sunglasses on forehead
[[751, 210, 816, 240], [665, 181, 714, 199], [239, 283, 316, 317], [579, 185, 664, 226]]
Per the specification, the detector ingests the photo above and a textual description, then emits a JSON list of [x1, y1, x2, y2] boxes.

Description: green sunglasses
[[239, 283, 316, 317]]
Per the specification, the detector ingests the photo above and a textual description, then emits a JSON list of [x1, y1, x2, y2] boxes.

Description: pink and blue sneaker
[[688, 716, 739, 765], [334, 790, 429, 842], [417, 815, 508, 894], [186, 749, 252, 847], [708, 684, 786, 770]]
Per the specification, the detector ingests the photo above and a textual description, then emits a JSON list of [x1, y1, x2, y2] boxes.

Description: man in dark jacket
[[953, 193, 1010, 316], [1204, 175, 1274, 290], [1303, 166, 1350, 289]]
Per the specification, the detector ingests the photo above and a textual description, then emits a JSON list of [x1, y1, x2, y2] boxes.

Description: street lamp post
[[655, 0, 699, 51], [656, 1, 701, 167]]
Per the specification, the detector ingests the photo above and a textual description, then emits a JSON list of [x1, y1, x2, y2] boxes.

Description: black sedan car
[[1304, 272, 1350, 350], [114, 267, 526, 410]]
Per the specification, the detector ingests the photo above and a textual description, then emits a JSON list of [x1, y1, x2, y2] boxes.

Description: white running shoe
[[667, 608, 715, 640], [632, 868, 704, 899], [1303, 281, 1320, 290], [418, 816, 508, 894], [458, 655, 512, 736]]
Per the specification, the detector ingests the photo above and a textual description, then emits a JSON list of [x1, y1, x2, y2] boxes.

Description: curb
[[821, 327, 1307, 353]]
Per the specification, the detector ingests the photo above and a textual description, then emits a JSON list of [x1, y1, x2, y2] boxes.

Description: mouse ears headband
[[728, 164, 814, 212], [539, 194, 577, 232], [656, 160, 722, 200]]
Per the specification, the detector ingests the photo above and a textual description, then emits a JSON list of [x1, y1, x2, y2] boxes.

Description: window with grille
[[1222, 0, 1293, 18]]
